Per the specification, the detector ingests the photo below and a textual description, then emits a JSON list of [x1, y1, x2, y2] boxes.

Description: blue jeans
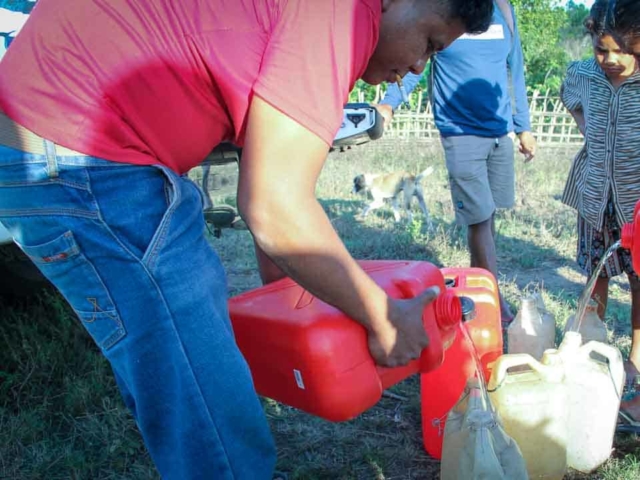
[[0, 143, 276, 479]]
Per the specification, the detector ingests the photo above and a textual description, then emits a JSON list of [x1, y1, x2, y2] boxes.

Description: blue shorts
[[441, 134, 515, 226]]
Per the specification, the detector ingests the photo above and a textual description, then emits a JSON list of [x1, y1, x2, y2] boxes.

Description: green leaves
[[512, 0, 572, 95]]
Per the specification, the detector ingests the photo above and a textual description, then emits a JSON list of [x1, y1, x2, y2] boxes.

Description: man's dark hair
[[586, 0, 640, 48], [440, 0, 494, 35]]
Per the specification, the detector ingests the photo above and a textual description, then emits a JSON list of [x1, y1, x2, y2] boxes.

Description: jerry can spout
[[433, 291, 462, 330]]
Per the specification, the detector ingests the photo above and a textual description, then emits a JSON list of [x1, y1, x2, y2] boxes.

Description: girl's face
[[593, 35, 637, 81]]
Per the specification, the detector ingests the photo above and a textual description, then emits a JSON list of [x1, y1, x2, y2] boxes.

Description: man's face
[[362, 0, 466, 85]]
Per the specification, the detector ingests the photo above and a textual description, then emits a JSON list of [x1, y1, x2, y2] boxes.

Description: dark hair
[[587, 0, 640, 48], [440, 0, 494, 35], [610, 0, 640, 44], [584, 0, 611, 37]]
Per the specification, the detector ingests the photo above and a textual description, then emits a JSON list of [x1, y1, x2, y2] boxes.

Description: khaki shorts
[[441, 134, 515, 226]]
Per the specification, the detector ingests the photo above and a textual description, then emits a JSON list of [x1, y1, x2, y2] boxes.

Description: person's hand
[[366, 286, 440, 367], [518, 131, 537, 162], [373, 103, 394, 129]]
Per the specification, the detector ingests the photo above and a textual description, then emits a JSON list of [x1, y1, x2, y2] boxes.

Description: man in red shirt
[[0, 0, 493, 478]]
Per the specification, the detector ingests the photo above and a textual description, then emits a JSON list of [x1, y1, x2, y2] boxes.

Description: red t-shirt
[[0, 0, 380, 174]]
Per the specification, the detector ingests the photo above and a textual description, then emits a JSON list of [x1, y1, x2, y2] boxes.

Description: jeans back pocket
[[16, 230, 127, 351]]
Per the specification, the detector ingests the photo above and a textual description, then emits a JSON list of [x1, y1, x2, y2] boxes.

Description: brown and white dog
[[352, 166, 434, 223]]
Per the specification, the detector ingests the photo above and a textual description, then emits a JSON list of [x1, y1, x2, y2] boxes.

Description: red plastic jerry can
[[228, 260, 461, 422], [420, 267, 503, 459], [621, 199, 640, 273]]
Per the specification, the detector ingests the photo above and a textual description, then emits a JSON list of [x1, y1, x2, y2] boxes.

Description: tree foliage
[[511, 0, 570, 94], [560, 0, 592, 61]]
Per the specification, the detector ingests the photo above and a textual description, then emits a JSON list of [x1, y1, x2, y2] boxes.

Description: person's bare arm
[[569, 108, 586, 136], [560, 72, 585, 136], [373, 103, 394, 128], [254, 242, 286, 284], [517, 131, 537, 162], [238, 96, 438, 367]]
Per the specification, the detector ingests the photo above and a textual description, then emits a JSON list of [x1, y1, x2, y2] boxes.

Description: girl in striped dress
[[561, 0, 640, 386], [593, 0, 640, 427]]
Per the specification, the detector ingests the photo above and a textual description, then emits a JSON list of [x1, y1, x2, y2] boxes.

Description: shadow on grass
[[319, 198, 440, 263], [1, 188, 637, 480], [0, 291, 157, 480], [320, 194, 635, 346]]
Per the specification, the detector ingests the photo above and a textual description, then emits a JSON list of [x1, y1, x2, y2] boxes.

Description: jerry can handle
[[391, 277, 435, 320], [581, 341, 625, 397], [392, 277, 460, 330], [488, 353, 545, 391], [391, 277, 447, 373], [391, 276, 423, 299]]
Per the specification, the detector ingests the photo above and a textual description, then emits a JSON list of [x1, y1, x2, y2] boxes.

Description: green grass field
[[1, 140, 639, 479]]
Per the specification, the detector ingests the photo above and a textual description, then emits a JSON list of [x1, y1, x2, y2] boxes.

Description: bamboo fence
[[353, 87, 583, 146]]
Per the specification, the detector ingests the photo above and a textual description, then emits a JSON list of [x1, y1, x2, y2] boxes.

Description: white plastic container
[[532, 291, 556, 330], [557, 331, 625, 473], [441, 378, 528, 480], [563, 299, 608, 344], [487, 352, 568, 480], [507, 296, 556, 360]]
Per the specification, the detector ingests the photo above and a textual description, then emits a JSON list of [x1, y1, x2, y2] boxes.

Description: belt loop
[[43, 139, 59, 178]]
